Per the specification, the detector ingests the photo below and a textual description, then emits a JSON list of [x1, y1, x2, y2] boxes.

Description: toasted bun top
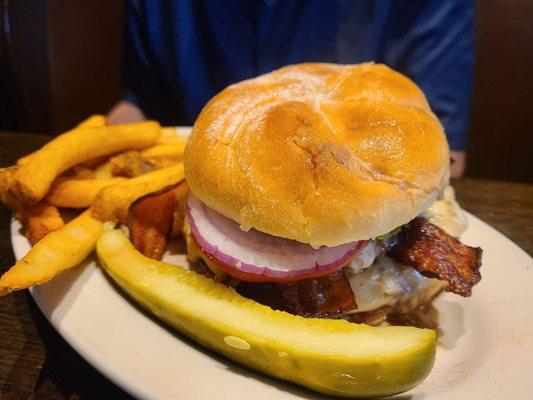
[[184, 63, 449, 247]]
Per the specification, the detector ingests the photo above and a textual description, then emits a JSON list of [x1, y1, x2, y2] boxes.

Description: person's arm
[[450, 150, 466, 178], [380, 0, 474, 177], [107, 100, 146, 125], [109, 0, 171, 125]]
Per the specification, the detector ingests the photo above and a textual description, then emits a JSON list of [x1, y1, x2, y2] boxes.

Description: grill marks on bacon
[[388, 218, 482, 297], [236, 269, 357, 319]]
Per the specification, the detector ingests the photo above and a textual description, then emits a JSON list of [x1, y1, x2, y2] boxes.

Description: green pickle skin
[[97, 230, 436, 398]]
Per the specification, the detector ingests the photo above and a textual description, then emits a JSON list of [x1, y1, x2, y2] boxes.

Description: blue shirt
[[124, 0, 474, 151]]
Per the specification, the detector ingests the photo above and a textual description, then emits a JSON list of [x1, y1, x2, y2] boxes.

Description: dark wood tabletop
[[0, 131, 532, 399]]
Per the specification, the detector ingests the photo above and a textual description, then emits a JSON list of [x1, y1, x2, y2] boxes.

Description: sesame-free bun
[[184, 63, 449, 247]]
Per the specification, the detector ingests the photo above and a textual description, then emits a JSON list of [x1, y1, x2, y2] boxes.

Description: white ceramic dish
[[10, 127, 533, 399]]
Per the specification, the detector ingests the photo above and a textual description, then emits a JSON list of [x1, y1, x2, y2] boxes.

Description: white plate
[[10, 129, 533, 399]]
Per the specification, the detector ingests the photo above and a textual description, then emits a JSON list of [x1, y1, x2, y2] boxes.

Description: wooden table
[[0, 131, 532, 399]]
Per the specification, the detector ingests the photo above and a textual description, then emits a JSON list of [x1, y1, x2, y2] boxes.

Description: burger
[[94, 62, 484, 398], [182, 62, 482, 323]]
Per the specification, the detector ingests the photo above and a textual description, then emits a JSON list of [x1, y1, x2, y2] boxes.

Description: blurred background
[[0, 0, 531, 182]]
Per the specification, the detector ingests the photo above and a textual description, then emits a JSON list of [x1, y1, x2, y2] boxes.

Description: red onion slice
[[185, 192, 365, 280]]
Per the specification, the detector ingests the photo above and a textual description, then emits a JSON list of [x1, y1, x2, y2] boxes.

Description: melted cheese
[[424, 186, 467, 238], [347, 241, 379, 274], [345, 185, 465, 313], [346, 256, 445, 313]]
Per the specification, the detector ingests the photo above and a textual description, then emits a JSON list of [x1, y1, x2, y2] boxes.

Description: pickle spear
[[97, 229, 436, 398]]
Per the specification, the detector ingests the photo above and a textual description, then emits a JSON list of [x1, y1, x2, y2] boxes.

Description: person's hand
[[107, 100, 146, 125], [450, 151, 466, 178]]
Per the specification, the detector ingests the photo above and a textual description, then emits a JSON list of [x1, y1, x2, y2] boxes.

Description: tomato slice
[[190, 233, 367, 283]]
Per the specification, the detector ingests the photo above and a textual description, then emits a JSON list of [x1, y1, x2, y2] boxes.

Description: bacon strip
[[236, 269, 357, 318], [388, 218, 482, 297], [127, 184, 182, 260]]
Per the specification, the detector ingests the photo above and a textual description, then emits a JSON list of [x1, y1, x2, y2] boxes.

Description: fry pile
[[0, 116, 188, 295]]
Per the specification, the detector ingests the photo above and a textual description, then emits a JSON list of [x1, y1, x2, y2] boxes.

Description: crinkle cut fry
[[0, 210, 104, 295], [46, 177, 127, 208], [91, 164, 185, 223], [10, 121, 161, 205], [16, 201, 65, 245], [16, 114, 106, 166]]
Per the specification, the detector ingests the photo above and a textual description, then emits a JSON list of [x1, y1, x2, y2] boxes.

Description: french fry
[[158, 127, 190, 144], [94, 161, 114, 179], [2, 192, 65, 245], [80, 154, 110, 168], [10, 121, 161, 205], [17, 201, 65, 245], [61, 165, 95, 180], [91, 164, 185, 223], [77, 114, 107, 128], [0, 167, 17, 194], [16, 153, 34, 168], [127, 185, 179, 260], [1, 168, 64, 244], [159, 127, 179, 142], [17, 115, 106, 166], [0, 209, 104, 295], [141, 142, 186, 160], [46, 177, 127, 208], [157, 136, 189, 145]]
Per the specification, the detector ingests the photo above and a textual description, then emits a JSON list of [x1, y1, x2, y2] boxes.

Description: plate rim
[[12, 211, 530, 399], [9, 123, 532, 400]]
